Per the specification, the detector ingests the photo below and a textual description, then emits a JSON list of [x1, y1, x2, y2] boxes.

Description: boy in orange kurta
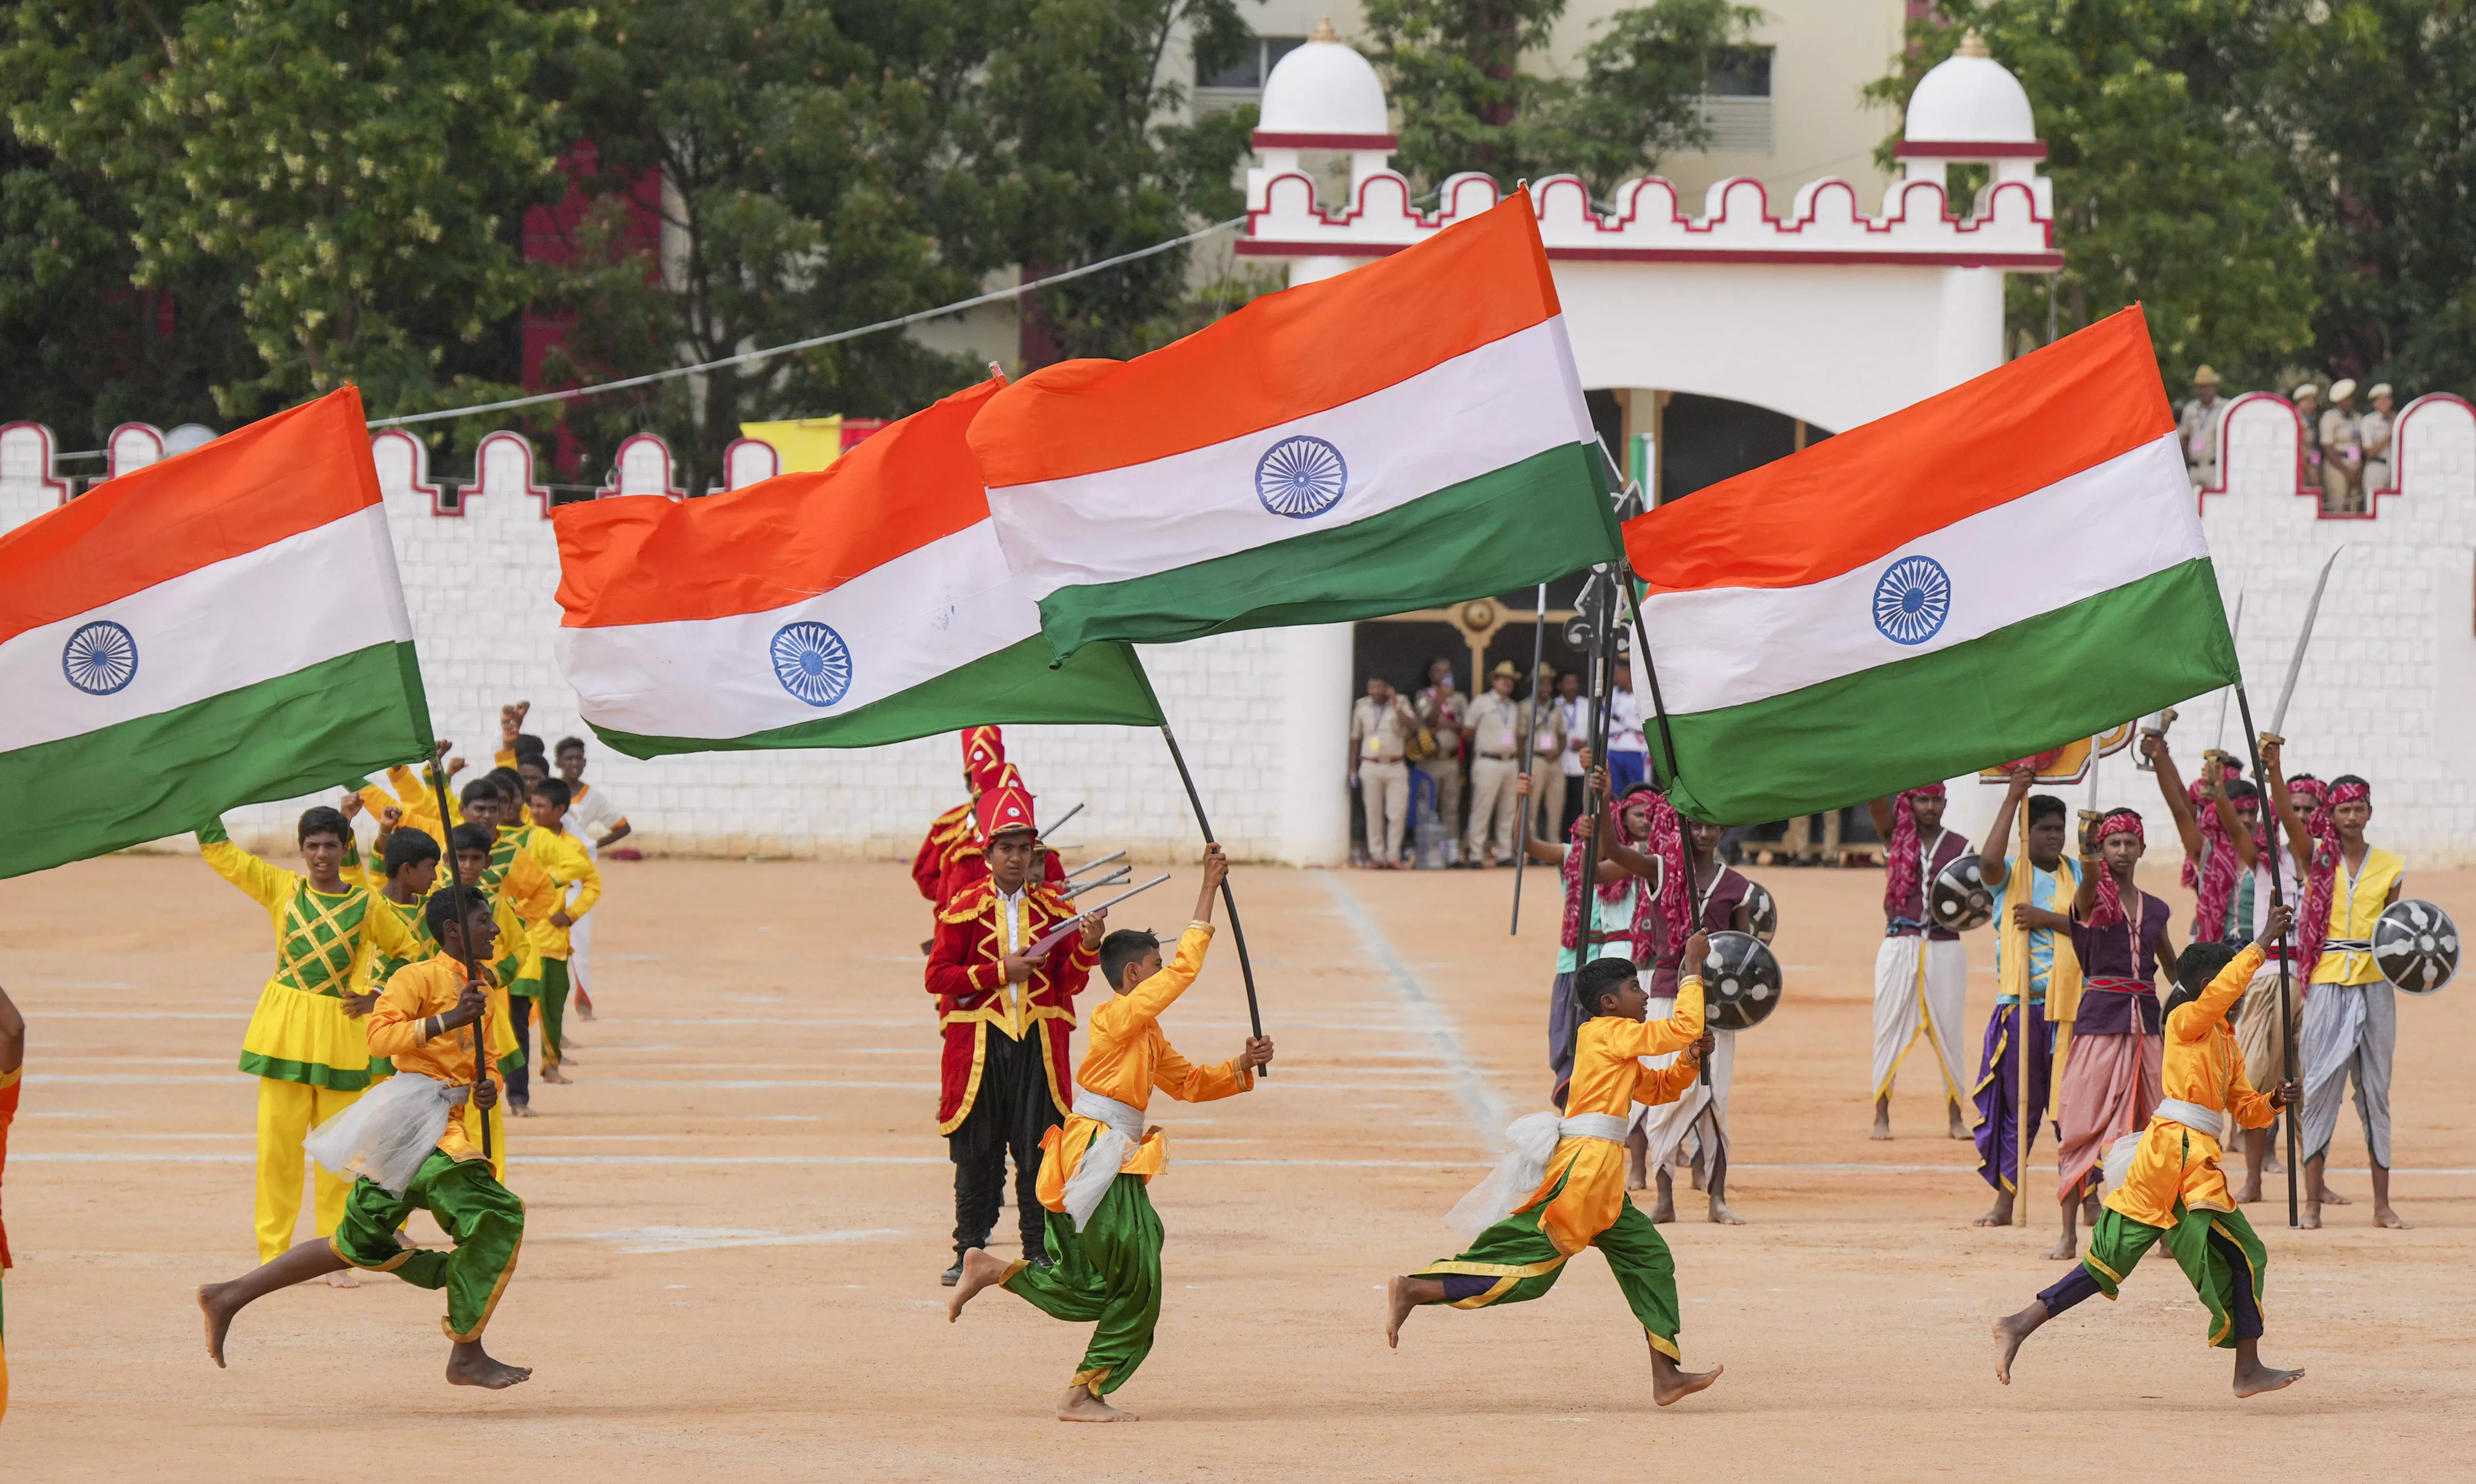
[[1385, 941, 1723, 1406], [1994, 904, 2304, 1398], [946, 845, 1272, 1423]]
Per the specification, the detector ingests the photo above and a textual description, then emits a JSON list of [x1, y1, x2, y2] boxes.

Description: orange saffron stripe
[[1623, 307, 2175, 593], [553, 379, 1000, 628], [970, 197, 1561, 488], [0, 388, 380, 646]]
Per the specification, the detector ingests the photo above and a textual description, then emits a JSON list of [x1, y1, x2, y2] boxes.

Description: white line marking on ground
[[1317, 875, 1503, 1137]]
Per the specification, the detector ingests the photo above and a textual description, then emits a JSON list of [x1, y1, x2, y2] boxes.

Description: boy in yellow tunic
[[353, 741, 464, 844], [520, 778, 601, 1084], [1993, 905, 2304, 1398], [1384, 942, 1723, 1406], [200, 807, 425, 1263], [946, 846, 1273, 1423], [198, 891, 531, 1390]]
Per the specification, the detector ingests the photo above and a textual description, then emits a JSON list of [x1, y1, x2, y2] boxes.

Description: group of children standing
[[186, 706, 626, 1388]]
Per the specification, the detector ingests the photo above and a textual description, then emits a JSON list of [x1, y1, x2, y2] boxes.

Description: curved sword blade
[[2270, 548, 2345, 737]]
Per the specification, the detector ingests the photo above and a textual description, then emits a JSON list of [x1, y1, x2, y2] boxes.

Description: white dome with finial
[[1902, 29, 2035, 144], [1256, 18, 1392, 142]]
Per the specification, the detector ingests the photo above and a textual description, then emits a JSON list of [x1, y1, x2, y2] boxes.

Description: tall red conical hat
[[962, 725, 1007, 795], [975, 779, 1036, 842]]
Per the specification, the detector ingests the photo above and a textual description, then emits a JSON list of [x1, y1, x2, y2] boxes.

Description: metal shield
[[1929, 853, 1995, 933], [1699, 930, 1783, 1031], [1742, 879, 1779, 944], [2374, 898, 2458, 996]]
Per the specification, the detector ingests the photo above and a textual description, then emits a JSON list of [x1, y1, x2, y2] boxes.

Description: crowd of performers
[[14, 705, 2398, 1415], [185, 705, 626, 1389]]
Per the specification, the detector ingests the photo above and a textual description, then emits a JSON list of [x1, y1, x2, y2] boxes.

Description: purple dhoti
[[1971, 999, 2050, 1193]]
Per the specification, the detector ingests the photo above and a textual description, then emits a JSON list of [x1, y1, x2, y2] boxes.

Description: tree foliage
[[1364, 0, 1763, 195]]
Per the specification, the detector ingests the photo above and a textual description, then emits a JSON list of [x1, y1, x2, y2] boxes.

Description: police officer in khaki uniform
[[2361, 382, 2396, 493], [1350, 676, 1418, 868], [2177, 365, 2228, 487], [1413, 660, 1468, 861], [2321, 378, 2364, 513], [1461, 661, 1527, 867], [1527, 664, 1569, 846]]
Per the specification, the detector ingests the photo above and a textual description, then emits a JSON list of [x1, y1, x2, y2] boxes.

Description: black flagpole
[[1511, 580, 1549, 934], [1563, 573, 1618, 1076], [426, 760, 493, 1171], [1158, 723, 1267, 1075], [2233, 685, 2298, 1227]]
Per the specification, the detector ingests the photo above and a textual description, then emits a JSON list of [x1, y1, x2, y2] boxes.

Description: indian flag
[[551, 377, 1164, 755], [0, 388, 434, 878], [1627, 307, 2239, 825], [972, 196, 1622, 658]]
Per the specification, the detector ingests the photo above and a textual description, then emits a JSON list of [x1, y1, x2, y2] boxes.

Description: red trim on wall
[[2190, 390, 2469, 521], [1236, 238, 2064, 269], [1894, 140, 2047, 159], [1251, 131, 1398, 150], [0, 421, 72, 508]]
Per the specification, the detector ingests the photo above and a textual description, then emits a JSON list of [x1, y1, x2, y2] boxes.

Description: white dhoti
[[1872, 934, 1966, 1102], [2301, 980, 2396, 1168], [1635, 1007, 1732, 1179]]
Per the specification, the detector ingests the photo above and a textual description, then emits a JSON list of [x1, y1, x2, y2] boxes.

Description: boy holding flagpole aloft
[[2055, 808, 2177, 1260], [1994, 907, 2303, 1398], [1383, 940, 1721, 1405], [199, 890, 531, 1390], [1970, 770, 2081, 1227], [946, 845, 1271, 1422], [1868, 785, 1972, 1140]]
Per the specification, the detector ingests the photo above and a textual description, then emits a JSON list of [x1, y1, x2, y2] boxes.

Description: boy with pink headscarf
[[1867, 784, 1972, 1140]]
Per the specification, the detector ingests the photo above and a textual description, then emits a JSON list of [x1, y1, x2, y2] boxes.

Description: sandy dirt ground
[[3, 851, 2471, 1479]]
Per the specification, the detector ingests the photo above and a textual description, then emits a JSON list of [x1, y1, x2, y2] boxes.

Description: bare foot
[[1869, 1119, 1892, 1141], [1973, 1194, 2015, 1228], [1625, 1157, 1648, 1192], [2233, 1178, 2262, 1204], [1948, 1102, 1970, 1140], [1651, 1356, 1723, 1406], [1056, 1384, 1136, 1422], [2233, 1358, 2304, 1398], [2043, 1234, 2078, 1261], [1386, 1276, 1418, 1349], [445, 1340, 533, 1389], [2299, 1204, 2322, 1230], [1647, 1188, 1675, 1224], [540, 1066, 572, 1085], [1993, 1302, 2046, 1384], [2375, 1204, 2413, 1230], [947, 1248, 1012, 1321], [2320, 1186, 2352, 1205], [323, 1268, 359, 1288], [198, 1283, 236, 1368], [509, 1103, 538, 1118], [1707, 1197, 1746, 1225]]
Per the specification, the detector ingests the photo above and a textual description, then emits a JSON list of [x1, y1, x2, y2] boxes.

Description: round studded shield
[[2374, 898, 2458, 996], [1699, 930, 1784, 1031], [1929, 853, 1995, 933], [1742, 879, 1779, 944]]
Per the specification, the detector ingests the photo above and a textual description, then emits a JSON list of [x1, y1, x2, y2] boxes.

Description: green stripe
[[1034, 442, 1620, 657], [2, 642, 434, 879], [237, 1050, 374, 1091], [1656, 560, 2239, 825], [589, 635, 1164, 760]]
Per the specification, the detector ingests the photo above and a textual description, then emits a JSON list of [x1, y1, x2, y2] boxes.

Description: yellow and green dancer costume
[[202, 820, 423, 1262], [1000, 922, 1255, 1397], [517, 824, 600, 1073], [1414, 975, 1705, 1359], [332, 953, 525, 1340], [2033, 944, 2278, 1348]]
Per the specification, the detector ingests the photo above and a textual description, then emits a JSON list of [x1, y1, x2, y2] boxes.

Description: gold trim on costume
[[2083, 1250, 2125, 1290], [328, 1231, 421, 1275], [1416, 1254, 1571, 1281], [937, 1021, 991, 1136], [1002, 1259, 1031, 1283], [1646, 1329, 1681, 1362], [1071, 1365, 1112, 1392], [443, 1231, 524, 1342]]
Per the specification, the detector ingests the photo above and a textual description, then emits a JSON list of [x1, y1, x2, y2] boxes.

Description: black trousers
[[948, 1028, 1062, 1260]]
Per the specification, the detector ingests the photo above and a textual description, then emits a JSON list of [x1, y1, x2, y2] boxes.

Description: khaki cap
[[2369, 383, 2394, 400], [2191, 365, 2221, 386], [1491, 660, 1521, 680], [2330, 378, 2358, 402]]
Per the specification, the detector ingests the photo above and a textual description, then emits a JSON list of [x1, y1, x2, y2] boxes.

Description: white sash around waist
[[1443, 1110, 1627, 1241], [2154, 1097, 2224, 1136], [1060, 1089, 1145, 1231]]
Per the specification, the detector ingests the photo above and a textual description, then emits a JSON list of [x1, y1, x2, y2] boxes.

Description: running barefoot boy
[[1993, 904, 2303, 1399], [199, 892, 530, 1390], [1385, 940, 1723, 1407], [946, 845, 1272, 1423]]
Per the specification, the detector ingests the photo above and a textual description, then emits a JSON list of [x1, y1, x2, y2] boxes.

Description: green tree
[[2263, 0, 2476, 394], [6, 0, 588, 426], [1868, 3, 2314, 389], [1364, 0, 1763, 195]]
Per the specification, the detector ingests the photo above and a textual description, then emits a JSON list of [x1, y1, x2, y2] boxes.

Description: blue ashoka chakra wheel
[[62, 619, 139, 695], [770, 621, 853, 708], [1255, 435, 1348, 518], [1872, 555, 1952, 646]]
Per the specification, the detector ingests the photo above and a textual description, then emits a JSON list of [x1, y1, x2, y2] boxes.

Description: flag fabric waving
[[972, 196, 1622, 659], [551, 378, 1164, 757], [0, 388, 434, 878], [1625, 307, 2238, 825]]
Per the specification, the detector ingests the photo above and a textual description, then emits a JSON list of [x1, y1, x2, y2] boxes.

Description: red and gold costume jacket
[[911, 802, 975, 903], [925, 876, 1096, 1133], [935, 840, 1068, 907]]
